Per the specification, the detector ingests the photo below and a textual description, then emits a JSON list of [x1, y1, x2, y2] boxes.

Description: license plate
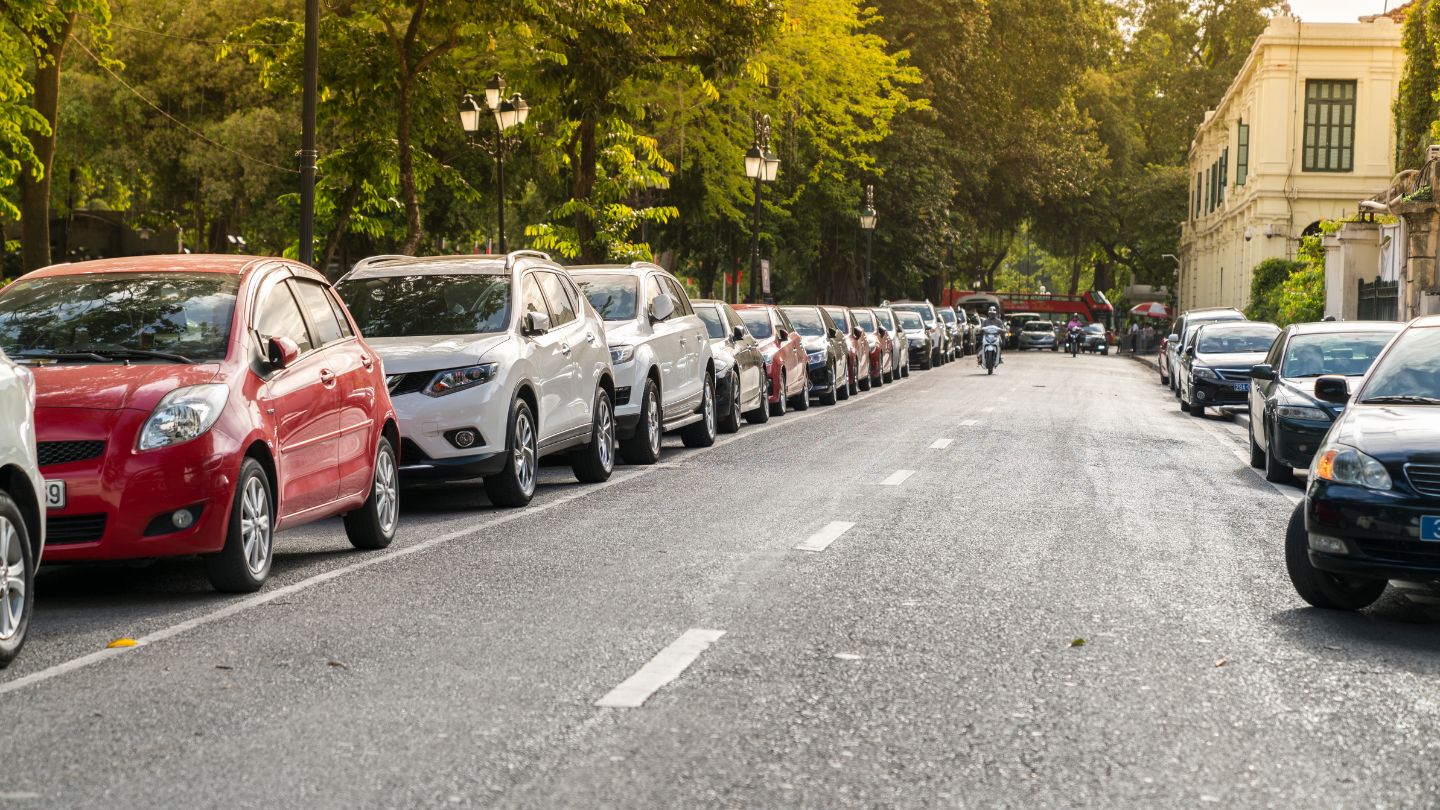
[[1422, 516, 1440, 542], [1233, 383, 1250, 392], [44, 479, 66, 510]]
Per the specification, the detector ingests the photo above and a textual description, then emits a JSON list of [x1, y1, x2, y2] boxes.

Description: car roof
[[345, 255, 509, 279], [1184, 307, 1243, 316], [1288, 320, 1405, 335], [1196, 321, 1278, 332], [25, 254, 271, 279], [568, 262, 667, 278], [1410, 315, 1440, 328]]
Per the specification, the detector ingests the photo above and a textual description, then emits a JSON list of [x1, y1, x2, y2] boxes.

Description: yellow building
[[1177, 14, 1404, 312]]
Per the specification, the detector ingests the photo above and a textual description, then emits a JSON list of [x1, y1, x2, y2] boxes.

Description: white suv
[[571, 263, 716, 464], [0, 348, 43, 667], [337, 252, 616, 507]]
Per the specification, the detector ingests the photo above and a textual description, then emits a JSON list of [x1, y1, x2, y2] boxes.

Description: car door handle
[[679, 337, 687, 346], [319, 369, 337, 387], [586, 332, 598, 345], [560, 343, 572, 356], [360, 354, 374, 369]]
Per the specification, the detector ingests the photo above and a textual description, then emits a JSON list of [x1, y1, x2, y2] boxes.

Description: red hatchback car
[[0, 255, 401, 592], [733, 304, 808, 416]]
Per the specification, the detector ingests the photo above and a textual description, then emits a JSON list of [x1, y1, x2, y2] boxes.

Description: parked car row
[[1150, 306, 1440, 616], [0, 251, 965, 667]]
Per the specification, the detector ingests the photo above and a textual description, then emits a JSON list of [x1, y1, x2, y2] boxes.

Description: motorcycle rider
[[978, 306, 1005, 366], [1065, 312, 1084, 353]]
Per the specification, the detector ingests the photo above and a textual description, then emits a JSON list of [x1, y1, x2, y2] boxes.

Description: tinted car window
[[1358, 327, 1440, 403], [339, 274, 510, 337], [853, 310, 876, 331], [695, 306, 726, 339], [663, 278, 693, 316], [1022, 321, 1052, 333], [875, 310, 895, 330], [573, 276, 638, 321], [898, 312, 924, 330], [782, 307, 829, 338], [1282, 332, 1395, 378], [325, 288, 355, 338], [824, 308, 848, 330], [293, 280, 345, 346], [256, 281, 315, 354], [537, 272, 577, 326], [939, 310, 957, 324], [521, 275, 551, 321], [1197, 326, 1279, 354], [0, 271, 239, 361], [739, 310, 773, 340]]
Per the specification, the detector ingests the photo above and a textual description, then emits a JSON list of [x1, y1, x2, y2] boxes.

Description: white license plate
[[44, 480, 66, 510]]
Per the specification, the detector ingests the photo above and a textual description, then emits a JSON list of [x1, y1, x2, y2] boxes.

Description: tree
[[1395, 0, 1437, 170]]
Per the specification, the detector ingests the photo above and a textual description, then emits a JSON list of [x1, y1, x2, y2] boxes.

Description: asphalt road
[[4, 350, 1440, 809]]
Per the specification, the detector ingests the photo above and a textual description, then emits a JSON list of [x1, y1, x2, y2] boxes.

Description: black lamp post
[[298, 0, 319, 267], [744, 112, 779, 303], [460, 74, 531, 254], [859, 184, 876, 304]]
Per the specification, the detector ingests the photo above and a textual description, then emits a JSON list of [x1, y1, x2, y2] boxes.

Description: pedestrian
[[1128, 320, 1139, 353]]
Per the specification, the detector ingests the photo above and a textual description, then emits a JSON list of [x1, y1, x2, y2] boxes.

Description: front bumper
[[1190, 377, 1250, 407], [807, 361, 833, 391], [390, 379, 510, 481], [1270, 417, 1332, 470], [1306, 482, 1440, 582], [1018, 337, 1054, 349]]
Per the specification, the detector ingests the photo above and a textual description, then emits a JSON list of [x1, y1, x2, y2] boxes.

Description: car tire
[[486, 398, 541, 505], [900, 363, 909, 378], [1189, 401, 1205, 417], [1160, 370, 1169, 386], [1248, 423, 1266, 470], [573, 389, 618, 481], [0, 490, 35, 668], [858, 371, 871, 392], [770, 371, 788, 417], [744, 373, 771, 425], [717, 373, 743, 434], [1285, 502, 1386, 611], [681, 374, 718, 448], [621, 379, 663, 464], [344, 436, 400, 550], [847, 361, 858, 397], [836, 367, 851, 401], [820, 366, 838, 406], [204, 457, 274, 593], [1264, 423, 1295, 484], [919, 353, 932, 371], [790, 370, 810, 411]]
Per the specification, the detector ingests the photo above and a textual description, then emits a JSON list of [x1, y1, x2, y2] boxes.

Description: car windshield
[[739, 311, 773, 339], [0, 272, 238, 361], [783, 308, 829, 338], [1023, 322, 1052, 333], [1198, 326, 1278, 354], [939, 310, 956, 324], [1282, 332, 1396, 378], [875, 311, 895, 330], [898, 312, 923, 330], [695, 306, 726, 340], [853, 310, 876, 331], [1085, 324, 1104, 334], [1358, 327, 1440, 404], [572, 275, 638, 321], [338, 273, 508, 337], [823, 309, 848, 330]]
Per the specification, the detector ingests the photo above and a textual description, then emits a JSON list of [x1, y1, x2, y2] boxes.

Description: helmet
[[987, 306, 997, 316]]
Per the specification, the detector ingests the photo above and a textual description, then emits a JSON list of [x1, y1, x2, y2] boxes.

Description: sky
[[1285, 0, 1398, 22]]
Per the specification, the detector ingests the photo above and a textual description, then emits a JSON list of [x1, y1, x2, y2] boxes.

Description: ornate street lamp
[[460, 75, 533, 253], [744, 113, 779, 303], [859, 184, 876, 304]]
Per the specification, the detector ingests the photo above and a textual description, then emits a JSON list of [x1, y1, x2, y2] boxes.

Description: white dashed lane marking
[[594, 629, 726, 708], [881, 470, 916, 486], [959, 419, 978, 427], [930, 438, 953, 449], [794, 521, 856, 553]]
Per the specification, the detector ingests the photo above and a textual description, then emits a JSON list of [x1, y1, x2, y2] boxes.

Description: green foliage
[[1247, 228, 1330, 326], [1396, 0, 1438, 170], [1274, 263, 1324, 326], [0, 30, 46, 221], [1246, 257, 1302, 322]]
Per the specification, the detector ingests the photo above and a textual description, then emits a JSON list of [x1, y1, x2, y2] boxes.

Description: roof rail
[[347, 254, 415, 275], [505, 249, 551, 269]]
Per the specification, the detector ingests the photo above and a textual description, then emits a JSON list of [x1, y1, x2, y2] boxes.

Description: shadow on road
[[1270, 588, 1440, 673]]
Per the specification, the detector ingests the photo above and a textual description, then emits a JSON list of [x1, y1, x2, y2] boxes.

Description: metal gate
[[1357, 276, 1399, 321]]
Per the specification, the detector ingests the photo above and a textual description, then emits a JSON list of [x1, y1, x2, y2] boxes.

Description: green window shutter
[[1303, 80, 1356, 172], [1236, 122, 1249, 186]]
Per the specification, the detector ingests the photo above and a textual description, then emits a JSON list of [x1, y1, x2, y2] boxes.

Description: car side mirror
[[649, 294, 675, 322], [828, 327, 839, 339], [523, 310, 551, 335], [1314, 375, 1351, 404], [1184, 345, 1196, 358], [267, 335, 300, 369], [777, 328, 789, 342], [730, 325, 745, 343], [1249, 364, 1275, 381], [853, 327, 864, 340], [1167, 333, 1180, 343]]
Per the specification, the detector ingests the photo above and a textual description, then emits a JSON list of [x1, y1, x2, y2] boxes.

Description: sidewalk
[[1129, 350, 1250, 432]]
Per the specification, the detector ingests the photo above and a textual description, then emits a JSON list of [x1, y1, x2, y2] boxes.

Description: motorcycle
[[1066, 326, 1083, 357], [980, 324, 1002, 375]]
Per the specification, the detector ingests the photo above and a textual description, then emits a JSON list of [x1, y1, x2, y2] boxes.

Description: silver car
[[0, 349, 43, 667], [1017, 320, 1057, 350]]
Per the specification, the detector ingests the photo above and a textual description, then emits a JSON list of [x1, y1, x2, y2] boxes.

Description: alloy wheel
[[515, 409, 538, 496], [646, 389, 661, 455], [240, 474, 273, 576], [702, 376, 715, 435], [597, 398, 615, 470], [374, 445, 399, 535], [0, 517, 24, 642]]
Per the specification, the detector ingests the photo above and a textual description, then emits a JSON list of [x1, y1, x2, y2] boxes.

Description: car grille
[[387, 372, 433, 396], [1215, 368, 1251, 383], [1355, 538, 1440, 565], [47, 514, 107, 545], [37, 441, 105, 468], [1405, 464, 1440, 498]]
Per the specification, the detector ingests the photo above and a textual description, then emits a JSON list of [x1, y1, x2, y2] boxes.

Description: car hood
[[1195, 350, 1266, 368], [904, 330, 928, 340], [1276, 377, 1348, 420], [364, 334, 511, 374], [603, 319, 645, 344], [708, 340, 736, 373], [31, 363, 222, 412], [1330, 404, 1440, 461], [801, 336, 829, 352]]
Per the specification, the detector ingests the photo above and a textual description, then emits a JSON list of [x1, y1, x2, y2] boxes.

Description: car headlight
[[138, 383, 229, 451], [1193, 366, 1222, 382], [609, 345, 635, 365], [806, 349, 827, 365], [1275, 405, 1328, 422], [425, 363, 498, 397], [1313, 443, 1392, 490]]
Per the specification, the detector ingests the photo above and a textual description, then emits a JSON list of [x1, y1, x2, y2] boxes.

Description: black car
[[694, 299, 769, 432], [781, 305, 849, 406], [1177, 321, 1280, 417], [1285, 315, 1440, 611], [1247, 320, 1403, 484]]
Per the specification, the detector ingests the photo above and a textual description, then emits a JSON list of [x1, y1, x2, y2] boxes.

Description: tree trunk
[[573, 117, 600, 262], [397, 80, 423, 254], [321, 181, 363, 279], [19, 14, 76, 272]]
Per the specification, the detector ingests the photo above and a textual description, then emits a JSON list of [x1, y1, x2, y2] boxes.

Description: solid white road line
[[595, 629, 726, 708], [794, 521, 855, 553], [3, 366, 928, 697], [1198, 419, 1302, 505], [959, 419, 979, 427], [929, 438, 953, 449], [881, 469, 916, 486]]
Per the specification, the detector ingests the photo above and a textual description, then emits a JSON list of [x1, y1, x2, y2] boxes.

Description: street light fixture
[[859, 185, 876, 304], [460, 76, 533, 253], [744, 113, 779, 303]]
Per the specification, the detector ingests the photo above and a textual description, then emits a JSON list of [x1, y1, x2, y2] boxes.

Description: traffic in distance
[[0, 250, 992, 666]]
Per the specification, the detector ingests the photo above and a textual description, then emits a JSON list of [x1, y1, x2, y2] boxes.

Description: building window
[[1303, 80, 1356, 172], [1194, 172, 1202, 218], [1219, 148, 1227, 205], [1236, 120, 1249, 185]]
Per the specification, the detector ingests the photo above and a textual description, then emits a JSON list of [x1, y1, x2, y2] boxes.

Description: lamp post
[[460, 74, 531, 254], [744, 113, 779, 303], [859, 184, 876, 304], [298, 0, 319, 267]]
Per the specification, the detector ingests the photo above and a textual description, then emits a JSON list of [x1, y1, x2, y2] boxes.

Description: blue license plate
[[1422, 516, 1440, 542], [1233, 383, 1250, 392]]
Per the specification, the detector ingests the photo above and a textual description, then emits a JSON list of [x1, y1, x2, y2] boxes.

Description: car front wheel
[[1285, 502, 1386, 611], [745, 372, 771, 424], [485, 399, 539, 506], [344, 436, 400, 549], [1264, 420, 1294, 484], [1249, 422, 1265, 470], [572, 388, 617, 481], [681, 374, 718, 448], [717, 373, 743, 434], [621, 379, 664, 464], [0, 491, 34, 668], [205, 457, 274, 593]]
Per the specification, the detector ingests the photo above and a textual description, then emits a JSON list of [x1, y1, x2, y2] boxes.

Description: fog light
[[452, 429, 477, 448], [172, 509, 195, 530], [1195, 390, 1207, 401], [1308, 534, 1348, 555]]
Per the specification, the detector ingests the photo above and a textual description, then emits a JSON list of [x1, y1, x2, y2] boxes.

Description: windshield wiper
[[72, 346, 196, 364], [15, 349, 112, 363], [1361, 395, 1440, 405]]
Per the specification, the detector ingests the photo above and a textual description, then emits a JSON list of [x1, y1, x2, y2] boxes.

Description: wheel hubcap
[[240, 475, 272, 576], [731, 375, 741, 422], [0, 517, 24, 642], [598, 399, 614, 469], [703, 378, 715, 434], [374, 447, 398, 534], [516, 412, 537, 495], [646, 391, 661, 453]]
